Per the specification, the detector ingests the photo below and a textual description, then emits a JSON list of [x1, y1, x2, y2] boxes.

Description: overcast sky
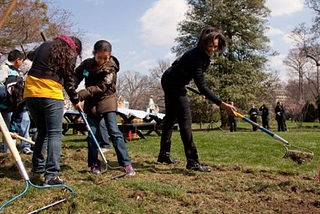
[[52, 0, 314, 82]]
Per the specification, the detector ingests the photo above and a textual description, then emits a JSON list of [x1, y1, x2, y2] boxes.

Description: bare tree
[[306, 0, 320, 39], [117, 70, 155, 110], [149, 59, 171, 109], [150, 59, 171, 80], [0, 0, 81, 59], [283, 48, 308, 101]]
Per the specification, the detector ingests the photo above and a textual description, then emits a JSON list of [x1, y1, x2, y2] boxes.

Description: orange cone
[[129, 130, 133, 141]]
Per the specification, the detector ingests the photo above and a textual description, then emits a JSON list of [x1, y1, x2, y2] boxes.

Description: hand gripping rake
[[0, 114, 75, 213], [79, 111, 126, 183], [234, 112, 314, 164]]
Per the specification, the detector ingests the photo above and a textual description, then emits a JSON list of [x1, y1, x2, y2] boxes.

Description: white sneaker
[[101, 148, 110, 153], [124, 165, 135, 176], [22, 148, 33, 155]]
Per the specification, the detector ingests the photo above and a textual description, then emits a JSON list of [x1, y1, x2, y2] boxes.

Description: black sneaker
[[186, 163, 211, 172], [44, 176, 64, 186]]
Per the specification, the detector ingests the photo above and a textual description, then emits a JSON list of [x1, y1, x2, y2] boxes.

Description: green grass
[[1, 122, 320, 213]]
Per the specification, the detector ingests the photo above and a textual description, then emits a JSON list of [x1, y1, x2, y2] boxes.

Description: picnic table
[[116, 108, 165, 139], [62, 108, 167, 139], [62, 110, 87, 135]]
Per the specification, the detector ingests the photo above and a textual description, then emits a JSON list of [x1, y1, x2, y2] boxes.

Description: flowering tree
[[284, 100, 307, 127]]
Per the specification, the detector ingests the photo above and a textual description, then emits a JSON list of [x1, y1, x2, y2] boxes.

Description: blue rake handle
[[234, 112, 291, 146], [78, 111, 108, 166]]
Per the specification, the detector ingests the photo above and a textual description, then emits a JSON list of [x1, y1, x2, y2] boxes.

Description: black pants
[[228, 116, 237, 132], [261, 117, 269, 129], [250, 116, 257, 131], [160, 77, 199, 165], [276, 118, 285, 131]]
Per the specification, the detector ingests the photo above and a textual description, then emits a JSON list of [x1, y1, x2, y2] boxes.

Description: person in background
[[158, 26, 237, 172], [282, 103, 288, 131], [259, 103, 269, 129], [148, 95, 156, 113], [0, 49, 32, 154], [0, 49, 24, 85], [74, 40, 135, 176], [24, 35, 83, 185], [275, 101, 285, 131], [228, 101, 237, 132], [0, 77, 26, 153], [249, 103, 258, 131]]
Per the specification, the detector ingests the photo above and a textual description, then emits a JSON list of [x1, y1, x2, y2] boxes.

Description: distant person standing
[[228, 101, 237, 132], [249, 103, 258, 131], [147, 95, 158, 113], [259, 103, 269, 129], [148, 95, 156, 113], [275, 101, 285, 131]]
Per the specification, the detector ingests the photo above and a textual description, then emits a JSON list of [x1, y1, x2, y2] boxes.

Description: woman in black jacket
[[157, 26, 237, 172]]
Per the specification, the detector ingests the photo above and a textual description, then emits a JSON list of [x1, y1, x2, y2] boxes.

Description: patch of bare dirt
[[129, 154, 320, 214]]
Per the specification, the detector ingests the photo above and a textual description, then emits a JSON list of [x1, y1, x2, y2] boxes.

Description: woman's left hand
[[220, 102, 237, 116]]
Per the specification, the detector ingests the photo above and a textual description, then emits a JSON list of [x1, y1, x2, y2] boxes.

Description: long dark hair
[[197, 26, 227, 52], [10, 80, 25, 107], [48, 36, 82, 77]]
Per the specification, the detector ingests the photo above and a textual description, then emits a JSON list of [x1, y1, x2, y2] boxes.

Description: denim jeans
[[87, 112, 131, 167], [26, 98, 64, 180], [1, 111, 31, 153], [18, 111, 31, 151], [98, 115, 110, 149]]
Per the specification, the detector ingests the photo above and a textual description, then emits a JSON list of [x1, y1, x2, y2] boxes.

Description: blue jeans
[[98, 116, 110, 149], [18, 111, 31, 151], [26, 98, 64, 180], [1, 111, 31, 153], [87, 112, 131, 167]]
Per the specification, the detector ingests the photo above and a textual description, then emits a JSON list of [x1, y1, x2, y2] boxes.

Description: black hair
[[197, 26, 227, 52], [8, 49, 24, 62], [70, 36, 82, 56], [10, 80, 25, 107], [93, 40, 112, 53]]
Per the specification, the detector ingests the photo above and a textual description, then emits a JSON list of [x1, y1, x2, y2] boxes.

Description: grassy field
[[0, 120, 320, 213]]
